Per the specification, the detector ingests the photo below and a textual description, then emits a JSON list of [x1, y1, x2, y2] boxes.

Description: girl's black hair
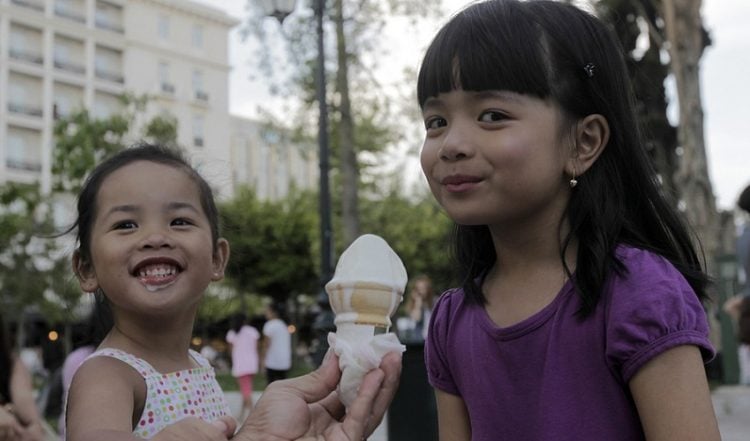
[[417, 0, 708, 314], [70, 143, 221, 269]]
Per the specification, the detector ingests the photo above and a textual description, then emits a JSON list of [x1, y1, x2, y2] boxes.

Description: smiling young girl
[[64, 145, 235, 441], [64, 144, 403, 441], [418, 1, 721, 440]]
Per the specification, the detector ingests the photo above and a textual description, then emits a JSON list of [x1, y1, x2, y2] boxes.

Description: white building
[[0, 0, 238, 197], [230, 116, 318, 201], [0, 0, 319, 202]]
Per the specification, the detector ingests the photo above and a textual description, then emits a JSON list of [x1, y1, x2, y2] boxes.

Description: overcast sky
[[201, 0, 749, 212]]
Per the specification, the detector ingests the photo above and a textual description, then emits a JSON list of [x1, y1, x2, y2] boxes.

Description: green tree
[[243, 0, 444, 247], [595, 0, 718, 259], [52, 93, 174, 194], [359, 184, 455, 292], [0, 183, 49, 317], [595, 0, 678, 197], [220, 187, 318, 305]]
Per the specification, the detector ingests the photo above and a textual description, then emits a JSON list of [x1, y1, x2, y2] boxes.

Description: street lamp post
[[261, 0, 334, 365]]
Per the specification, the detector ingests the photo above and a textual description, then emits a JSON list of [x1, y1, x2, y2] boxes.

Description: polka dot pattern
[[89, 348, 231, 439]]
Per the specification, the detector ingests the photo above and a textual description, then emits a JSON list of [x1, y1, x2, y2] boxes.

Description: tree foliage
[[220, 187, 318, 303], [594, 0, 678, 197], [242, 0, 444, 246], [359, 187, 456, 293], [0, 183, 49, 316]]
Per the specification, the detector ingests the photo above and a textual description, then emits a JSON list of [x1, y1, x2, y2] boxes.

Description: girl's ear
[[211, 238, 230, 282], [567, 113, 609, 177], [72, 250, 99, 293]]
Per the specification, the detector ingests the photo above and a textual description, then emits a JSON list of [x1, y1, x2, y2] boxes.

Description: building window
[[193, 115, 204, 147], [9, 24, 44, 65], [158, 14, 170, 40], [6, 127, 42, 171], [159, 62, 174, 94], [95, 1, 124, 33], [193, 70, 209, 101], [95, 45, 124, 83], [192, 24, 203, 48]]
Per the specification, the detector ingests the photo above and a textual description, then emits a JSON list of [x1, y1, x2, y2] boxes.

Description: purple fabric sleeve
[[605, 248, 714, 382]]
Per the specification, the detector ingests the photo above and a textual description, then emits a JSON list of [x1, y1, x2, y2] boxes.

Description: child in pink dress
[[225, 313, 260, 421]]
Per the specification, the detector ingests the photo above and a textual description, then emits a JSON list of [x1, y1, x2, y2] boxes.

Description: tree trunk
[[661, 0, 717, 261], [334, 0, 360, 246]]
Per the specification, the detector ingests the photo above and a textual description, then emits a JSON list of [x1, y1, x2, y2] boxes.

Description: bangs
[[417, 1, 552, 107]]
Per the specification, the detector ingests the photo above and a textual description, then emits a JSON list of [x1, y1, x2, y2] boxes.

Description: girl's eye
[[171, 218, 193, 227], [478, 110, 508, 123], [424, 116, 447, 130], [113, 220, 137, 230]]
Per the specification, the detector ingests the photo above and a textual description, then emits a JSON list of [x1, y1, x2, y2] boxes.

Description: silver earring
[[569, 177, 578, 188]]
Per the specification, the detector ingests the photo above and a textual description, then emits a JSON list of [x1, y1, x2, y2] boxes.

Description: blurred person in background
[[261, 303, 291, 384], [225, 313, 260, 421], [723, 183, 750, 385], [0, 314, 46, 441], [58, 305, 111, 436], [405, 275, 436, 341]]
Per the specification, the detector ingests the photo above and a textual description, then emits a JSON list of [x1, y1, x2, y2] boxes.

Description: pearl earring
[[569, 177, 578, 188]]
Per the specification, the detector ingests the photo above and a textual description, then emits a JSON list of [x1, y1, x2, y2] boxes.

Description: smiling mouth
[[134, 263, 181, 292], [441, 175, 482, 192]]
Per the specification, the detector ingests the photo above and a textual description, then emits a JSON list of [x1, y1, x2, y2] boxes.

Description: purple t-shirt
[[425, 246, 714, 441]]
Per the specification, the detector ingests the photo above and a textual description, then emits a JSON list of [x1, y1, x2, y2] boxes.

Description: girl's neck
[[102, 313, 198, 372], [488, 223, 575, 274]]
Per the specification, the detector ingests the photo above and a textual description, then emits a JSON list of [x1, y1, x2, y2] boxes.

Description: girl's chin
[[139, 278, 178, 292]]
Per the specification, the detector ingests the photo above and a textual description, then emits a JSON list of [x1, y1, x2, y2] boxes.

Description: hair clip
[[583, 62, 595, 78]]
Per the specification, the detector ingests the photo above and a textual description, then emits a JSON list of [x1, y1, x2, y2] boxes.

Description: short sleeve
[[226, 330, 236, 344], [425, 289, 461, 396], [605, 248, 715, 383]]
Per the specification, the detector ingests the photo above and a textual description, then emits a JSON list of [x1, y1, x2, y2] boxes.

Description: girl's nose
[[438, 125, 475, 161], [139, 230, 174, 249]]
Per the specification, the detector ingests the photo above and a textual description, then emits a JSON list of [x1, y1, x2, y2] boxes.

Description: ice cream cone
[[325, 234, 408, 331], [327, 280, 403, 328]]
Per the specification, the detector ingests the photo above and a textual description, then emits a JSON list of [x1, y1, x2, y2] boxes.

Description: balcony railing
[[8, 102, 44, 117], [54, 57, 86, 75], [195, 91, 209, 102], [95, 18, 124, 34], [95, 69, 124, 84], [55, 6, 87, 23], [161, 82, 175, 94], [11, 0, 44, 12], [6, 158, 43, 172], [9, 48, 43, 65]]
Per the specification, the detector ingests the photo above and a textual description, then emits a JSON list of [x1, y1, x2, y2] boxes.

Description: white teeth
[[137, 265, 178, 278]]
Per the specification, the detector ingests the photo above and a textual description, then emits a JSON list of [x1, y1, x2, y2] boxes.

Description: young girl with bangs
[[418, 1, 720, 440]]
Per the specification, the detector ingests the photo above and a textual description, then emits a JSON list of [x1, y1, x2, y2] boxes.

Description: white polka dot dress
[[87, 348, 231, 439]]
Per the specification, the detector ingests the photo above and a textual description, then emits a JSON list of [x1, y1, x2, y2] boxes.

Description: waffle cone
[[326, 281, 403, 328]]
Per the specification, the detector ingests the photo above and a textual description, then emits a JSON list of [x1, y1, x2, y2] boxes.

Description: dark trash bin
[[388, 341, 437, 441]]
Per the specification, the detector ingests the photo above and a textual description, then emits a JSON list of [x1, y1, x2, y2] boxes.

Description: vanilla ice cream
[[325, 234, 407, 406]]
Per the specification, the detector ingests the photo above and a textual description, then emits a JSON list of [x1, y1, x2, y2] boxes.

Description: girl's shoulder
[[85, 347, 158, 378], [69, 349, 147, 402], [430, 287, 470, 322], [612, 244, 687, 284]]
